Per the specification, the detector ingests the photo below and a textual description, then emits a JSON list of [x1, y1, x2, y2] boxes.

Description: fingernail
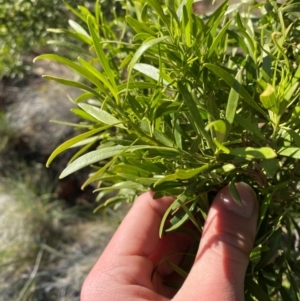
[[222, 182, 257, 218]]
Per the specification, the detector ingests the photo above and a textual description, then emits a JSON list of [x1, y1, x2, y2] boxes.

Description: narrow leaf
[[68, 19, 90, 37], [229, 181, 242, 205], [255, 228, 282, 270], [146, 0, 169, 25], [178, 82, 215, 151], [60, 146, 127, 178], [235, 115, 265, 140], [78, 57, 118, 101], [42, 75, 102, 97], [78, 103, 126, 128], [208, 19, 232, 57], [167, 262, 189, 278], [34, 54, 104, 89], [126, 16, 156, 36], [278, 147, 300, 159], [205, 119, 228, 143], [133, 63, 171, 85], [230, 147, 277, 159], [60, 145, 179, 178], [87, 16, 117, 90], [154, 164, 210, 186], [128, 36, 169, 86], [47, 127, 104, 167], [245, 277, 272, 301], [204, 63, 268, 118], [226, 69, 243, 125], [260, 84, 278, 113]]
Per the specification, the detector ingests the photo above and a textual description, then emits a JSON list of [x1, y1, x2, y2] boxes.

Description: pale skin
[[81, 182, 258, 301]]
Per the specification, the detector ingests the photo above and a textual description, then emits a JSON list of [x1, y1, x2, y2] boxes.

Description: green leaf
[[245, 277, 272, 301], [229, 181, 242, 205], [204, 63, 268, 118], [60, 145, 179, 178], [71, 108, 98, 122], [47, 40, 92, 55], [118, 81, 158, 93], [154, 164, 210, 186], [260, 84, 278, 113], [87, 16, 117, 91], [167, 262, 189, 278], [230, 147, 277, 159], [206, 0, 228, 37], [279, 287, 295, 301], [146, 0, 169, 26], [63, 0, 86, 23], [166, 209, 190, 233], [68, 136, 98, 164], [281, 3, 300, 13], [47, 28, 93, 45], [205, 119, 228, 143], [226, 69, 243, 125], [82, 152, 126, 188], [159, 196, 183, 237], [221, 163, 236, 172], [140, 119, 174, 147], [133, 63, 171, 85], [41, 75, 102, 97], [208, 18, 232, 57], [78, 57, 119, 101], [78, 103, 126, 128], [133, 33, 153, 41], [177, 196, 202, 232], [34, 54, 105, 89], [214, 138, 230, 154], [94, 195, 129, 212], [113, 164, 151, 178], [68, 19, 90, 37], [94, 181, 144, 192], [126, 16, 156, 36], [178, 81, 215, 151], [260, 159, 279, 178], [234, 115, 265, 140], [227, 30, 248, 54], [250, 244, 270, 265], [128, 36, 169, 87], [182, 5, 192, 47], [255, 228, 282, 270], [278, 147, 300, 158], [285, 64, 300, 102], [176, 0, 193, 20], [46, 127, 104, 167], [60, 145, 127, 178], [262, 44, 272, 80]]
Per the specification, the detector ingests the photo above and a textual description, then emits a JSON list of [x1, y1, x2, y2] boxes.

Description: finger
[[149, 224, 196, 276], [81, 191, 175, 300], [103, 190, 174, 257], [174, 182, 258, 301]]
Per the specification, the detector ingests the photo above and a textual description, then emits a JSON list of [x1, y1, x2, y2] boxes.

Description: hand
[[81, 183, 258, 301]]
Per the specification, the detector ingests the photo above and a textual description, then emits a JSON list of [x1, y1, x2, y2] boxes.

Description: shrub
[[36, 0, 300, 299], [0, 0, 99, 78]]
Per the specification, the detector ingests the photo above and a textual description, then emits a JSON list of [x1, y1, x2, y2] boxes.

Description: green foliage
[[0, 0, 109, 78], [36, 0, 300, 299], [0, 112, 15, 151]]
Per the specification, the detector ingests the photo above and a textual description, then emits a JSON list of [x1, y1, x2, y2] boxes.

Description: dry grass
[[0, 177, 122, 301]]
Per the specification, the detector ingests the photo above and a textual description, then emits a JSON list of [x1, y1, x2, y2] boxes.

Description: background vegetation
[[0, 1, 123, 300], [0, 0, 101, 78]]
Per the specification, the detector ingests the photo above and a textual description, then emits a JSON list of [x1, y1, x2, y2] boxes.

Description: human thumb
[[174, 182, 258, 301]]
